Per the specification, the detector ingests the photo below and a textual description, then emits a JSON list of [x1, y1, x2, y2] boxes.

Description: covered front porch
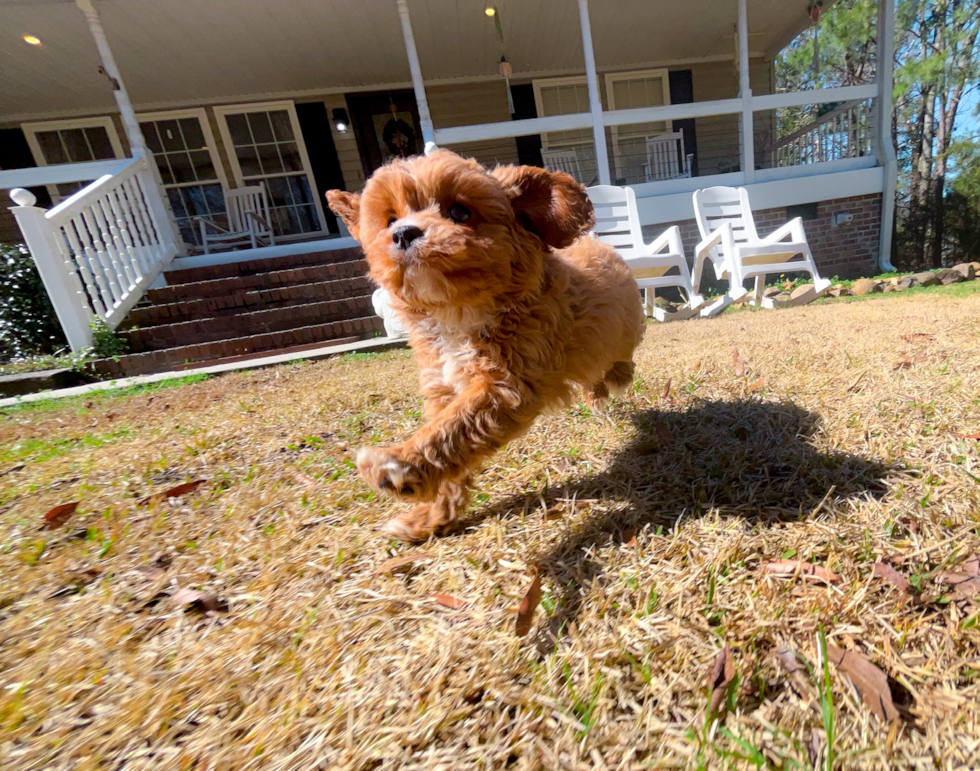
[[0, 0, 896, 355]]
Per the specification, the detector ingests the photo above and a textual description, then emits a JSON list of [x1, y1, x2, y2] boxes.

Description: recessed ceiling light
[[23, 35, 42, 46], [484, 6, 495, 17]]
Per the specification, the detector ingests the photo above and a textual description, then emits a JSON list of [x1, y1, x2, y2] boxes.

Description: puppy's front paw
[[356, 447, 427, 499]]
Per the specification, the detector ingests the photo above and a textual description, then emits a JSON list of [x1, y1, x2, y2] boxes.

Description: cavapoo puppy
[[327, 149, 644, 541]]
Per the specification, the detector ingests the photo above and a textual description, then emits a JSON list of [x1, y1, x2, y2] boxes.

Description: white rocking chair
[[643, 130, 694, 182], [541, 148, 584, 183], [588, 184, 704, 322], [197, 186, 276, 254], [692, 186, 831, 318]]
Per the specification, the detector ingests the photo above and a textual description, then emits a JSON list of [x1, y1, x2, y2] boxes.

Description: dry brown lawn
[[1, 285, 979, 770]]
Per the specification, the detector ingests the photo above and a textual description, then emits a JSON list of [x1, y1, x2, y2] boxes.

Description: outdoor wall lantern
[[332, 108, 350, 134]]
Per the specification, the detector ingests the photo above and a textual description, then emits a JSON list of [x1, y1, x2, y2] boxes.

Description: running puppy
[[327, 149, 644, 541]]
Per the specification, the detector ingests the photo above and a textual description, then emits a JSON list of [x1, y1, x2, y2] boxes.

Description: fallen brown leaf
[[41, 501, 79, 530], [373, 552, 433, 576], [706, 645, 736, 715], [138, 480, 205, 507], [763, 559, 840, 585], [622, 528, 637, 548], [935, 572, 980, 601], [748, 376, 768, 393], [951, 432, 980, 441], [515, 567, 542, 637], [964, 553, 979, 576], [171, 588, 224, 612], [430, 593, 467, 609], [901, 332, 935, 342], [826, 643, 899, 722], [659, 377, 672, 399], [873, 560, 912, 594], [732, 347, 748, 377], [893, 356, 917, 370], [105, 412, 116, 421], [654, 421, 675, 445]]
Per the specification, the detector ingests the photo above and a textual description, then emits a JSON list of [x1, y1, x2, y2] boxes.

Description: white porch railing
[[769, 99, 873, 168], [8, 156, 178, 352]]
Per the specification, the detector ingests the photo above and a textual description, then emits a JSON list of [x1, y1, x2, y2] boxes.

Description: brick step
[[122, 295, 375, 352], [163, 246, 363, 285], [146, 258, 369, 304], [127, 275, 375, 327], [170, 337, 361, 372], [95, 315, 383, 377]]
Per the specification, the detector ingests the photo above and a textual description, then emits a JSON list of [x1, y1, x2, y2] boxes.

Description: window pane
[[269, 110, 294, 141], [63, 129, 94, 162], [189, 150, 216, 181], [267, 176, 291, 207], [203, 184, 226, 215], [157, 156, 175, 185], [37, 131, 67, 164], [169, 152, 196, 184], [157, 120, 183, 152], [248, 112, 274, 144], [179, 118, 206, 150], [279, 142, 302, 172], [85, 127, 115, 158], [257, 143, 284, 175], [236, 146, 261, 177], [167, 188, 188, 218], [288, 175, 314, 205], [226, 114, 250, 145], [183, 185, 210, 216], [142, 122, 163, 154]]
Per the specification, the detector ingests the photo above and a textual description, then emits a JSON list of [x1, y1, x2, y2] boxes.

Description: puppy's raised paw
[[356, 447, 426, 499]]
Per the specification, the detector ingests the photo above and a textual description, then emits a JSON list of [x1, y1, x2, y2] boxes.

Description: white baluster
[[79, 207, 121, 308], [61, 217, 109, 319], [121, 176, 153, 263], [95, 196, 136, 291], [105, 187, 144, 282], [112, 185, 150, 274]]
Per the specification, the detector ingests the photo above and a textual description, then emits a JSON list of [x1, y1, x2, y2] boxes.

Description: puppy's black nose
[[392, 225, 424, 251]]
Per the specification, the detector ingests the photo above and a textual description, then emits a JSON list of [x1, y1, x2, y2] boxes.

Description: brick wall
[[641, 193, 883, 286]]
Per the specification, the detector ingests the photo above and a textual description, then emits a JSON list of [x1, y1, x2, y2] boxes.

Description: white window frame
[[532, 76, 590, 151], [21, 116, 125, 201], [604, 68, 672, 182], [213, 100, 328, 241]]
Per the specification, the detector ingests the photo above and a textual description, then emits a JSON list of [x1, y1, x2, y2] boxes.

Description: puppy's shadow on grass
[[460, 399, 895, 641]]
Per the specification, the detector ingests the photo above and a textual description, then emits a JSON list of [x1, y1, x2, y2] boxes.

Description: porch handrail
[[0, 159, 131, 190], [768, 99, 873, 168], [9, 155, 179, 352], [769, 99, 867, 152]]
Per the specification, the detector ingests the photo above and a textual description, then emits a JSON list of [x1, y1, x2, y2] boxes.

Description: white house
[[0, 0, 897, 373]]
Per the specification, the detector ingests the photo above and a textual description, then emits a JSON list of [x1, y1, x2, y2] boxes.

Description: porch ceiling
[[0, 0, 821, 122]]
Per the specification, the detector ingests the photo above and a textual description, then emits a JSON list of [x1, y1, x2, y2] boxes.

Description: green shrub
[[0, 243, 66, 361], [90, 318, 128, 359]]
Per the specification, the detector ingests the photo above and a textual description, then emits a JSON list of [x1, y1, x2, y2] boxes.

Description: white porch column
[[75, 0, 147, 157], [577, 0, 611, 185], [9, 189, 94, 352], [737, 0, 755, 182], [396, 0, 436, 147], [876, 0, 898, 271]]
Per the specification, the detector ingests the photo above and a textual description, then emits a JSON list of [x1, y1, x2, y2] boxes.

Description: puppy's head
[[326, 150, 593, 317]]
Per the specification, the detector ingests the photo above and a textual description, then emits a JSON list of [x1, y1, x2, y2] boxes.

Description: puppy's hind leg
[[383, 474, 472, 542], [582, 379, 610, 411], [603, 360, 635, 397]]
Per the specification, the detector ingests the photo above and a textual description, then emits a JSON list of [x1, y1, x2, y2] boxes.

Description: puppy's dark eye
[[386, 217, 397, 228], [448, 203, 471, 224]]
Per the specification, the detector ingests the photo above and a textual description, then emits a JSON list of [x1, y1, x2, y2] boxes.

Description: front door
[[345, 90, 423, 178]]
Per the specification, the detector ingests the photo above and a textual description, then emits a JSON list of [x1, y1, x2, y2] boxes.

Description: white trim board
[[633, 166, 886, 226], [0, 336, 406, 409]]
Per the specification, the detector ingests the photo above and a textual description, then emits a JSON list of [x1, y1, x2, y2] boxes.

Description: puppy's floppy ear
[[491, 165, 594, 249], [326, 190, 361, 241]]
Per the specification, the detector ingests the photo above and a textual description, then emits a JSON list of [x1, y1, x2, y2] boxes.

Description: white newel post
[[577, 0, 611, 185], [396, 0, 436, 147], [737, 0, 755, 182], [9, 189, 94, 352]]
